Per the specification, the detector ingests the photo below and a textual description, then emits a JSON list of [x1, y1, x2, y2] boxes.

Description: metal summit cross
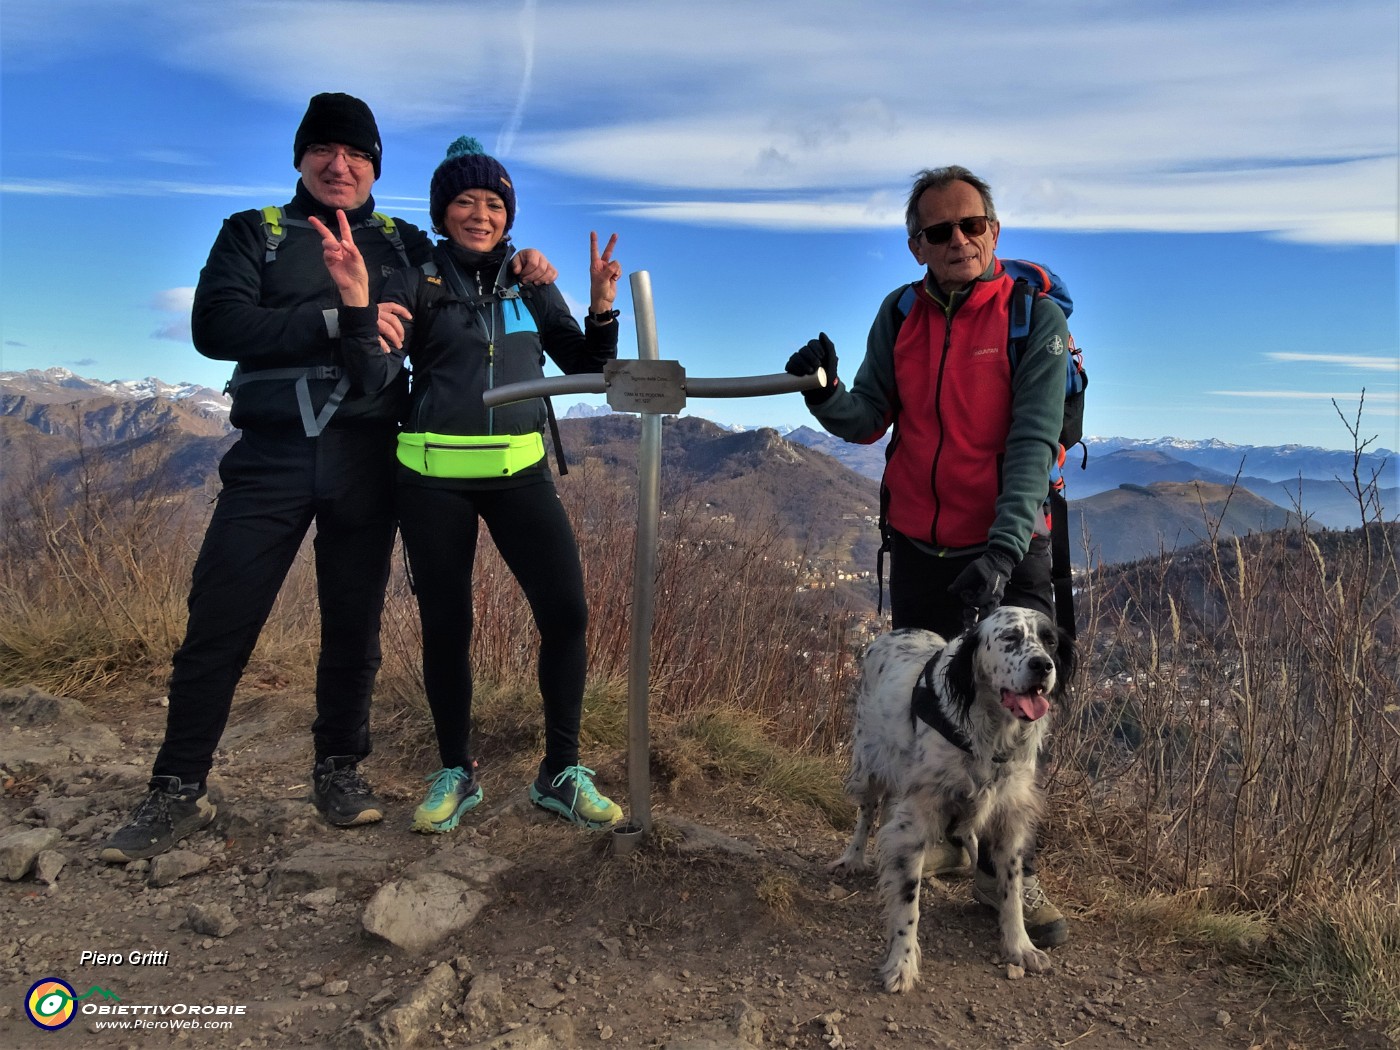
[[483, 271, 825, 852]]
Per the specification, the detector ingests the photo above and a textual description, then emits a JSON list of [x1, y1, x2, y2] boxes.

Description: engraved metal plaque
[[604, 359, 687, 414]]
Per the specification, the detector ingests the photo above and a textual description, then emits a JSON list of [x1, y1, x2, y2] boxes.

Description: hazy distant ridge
[[1, 373, 1391, 565]]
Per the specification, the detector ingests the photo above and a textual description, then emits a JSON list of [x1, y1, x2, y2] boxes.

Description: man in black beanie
[[101, 93, 558, 862], [294, 91, 384, 177]]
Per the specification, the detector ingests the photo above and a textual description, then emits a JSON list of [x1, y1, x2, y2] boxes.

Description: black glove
[[785, 332, 838, 404], [948, 549, 1017, 621]]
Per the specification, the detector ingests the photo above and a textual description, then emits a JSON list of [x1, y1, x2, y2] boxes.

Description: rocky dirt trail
[[0, 685, 1387, 1050]]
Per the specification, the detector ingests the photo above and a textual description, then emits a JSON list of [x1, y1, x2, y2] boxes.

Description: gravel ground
[[0, 685, 1389, 1050]]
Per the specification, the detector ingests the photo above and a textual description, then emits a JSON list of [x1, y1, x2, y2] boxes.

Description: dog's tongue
[[1001, 689, 1050, 722]]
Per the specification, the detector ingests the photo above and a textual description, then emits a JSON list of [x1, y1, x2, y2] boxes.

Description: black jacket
[[191, 181, 433, 430], [339, 240, 617, 478]]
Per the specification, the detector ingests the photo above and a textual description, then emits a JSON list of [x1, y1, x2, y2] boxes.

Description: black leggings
[[396, 478, 587, 778]]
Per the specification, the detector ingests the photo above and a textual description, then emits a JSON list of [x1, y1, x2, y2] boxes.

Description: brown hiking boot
[[973, 869, 1069, 948], [926, 840, 973, 878]]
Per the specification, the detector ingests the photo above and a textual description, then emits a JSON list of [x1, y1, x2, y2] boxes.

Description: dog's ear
[[1053, 627, 1078, 700], [941, 627, 978, 711]]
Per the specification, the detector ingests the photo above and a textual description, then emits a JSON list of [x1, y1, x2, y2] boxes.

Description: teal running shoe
[[411, 766, 483, 834], [529, 764, 622, 829]]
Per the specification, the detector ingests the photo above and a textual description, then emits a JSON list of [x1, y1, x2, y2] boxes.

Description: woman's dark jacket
[[338, 240, 618, 482]]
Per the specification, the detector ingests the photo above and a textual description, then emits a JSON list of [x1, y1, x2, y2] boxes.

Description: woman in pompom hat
[[310, 135, 624, 834]]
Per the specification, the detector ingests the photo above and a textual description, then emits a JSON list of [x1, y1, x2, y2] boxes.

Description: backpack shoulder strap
[[1007, 275, 1035, 371], [259, 206, 286, 263], [1000, 260, 1081, 638], [260, 206, 414, 268], [259, 205, 318, 262], [508, 281, 571, 477], [368, 212, 413, 269], [895, 283, 917, 319]]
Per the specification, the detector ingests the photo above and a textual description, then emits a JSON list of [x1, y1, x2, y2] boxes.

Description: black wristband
[[587, 308, 620, 325]]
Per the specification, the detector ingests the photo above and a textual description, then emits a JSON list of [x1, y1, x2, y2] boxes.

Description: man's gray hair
[[904, 166, 997, 237]]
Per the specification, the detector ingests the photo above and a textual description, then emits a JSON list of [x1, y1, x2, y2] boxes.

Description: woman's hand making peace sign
[[589, 232, 621, 316]]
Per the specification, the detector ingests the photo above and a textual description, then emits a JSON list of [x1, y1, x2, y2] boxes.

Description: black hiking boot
[[311, 756, 384, 827], [99, 776, 216, 862]]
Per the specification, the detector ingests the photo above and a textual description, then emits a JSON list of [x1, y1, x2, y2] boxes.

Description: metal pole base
[[611, 822, 646, 856]]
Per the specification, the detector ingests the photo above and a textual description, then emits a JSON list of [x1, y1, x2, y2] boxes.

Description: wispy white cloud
[[136, 149, 205, 167], [150, 287, 194, 342], [604, 195, 904, 230], [152, 322, 190, 342], [0, 178, 285, 198], [4, 0, 1397, 242], [1209, 389, 1399, 407], [1266, 352, 1400, 371], [496, 0, 537, 158], [150, 287, 194, 313]]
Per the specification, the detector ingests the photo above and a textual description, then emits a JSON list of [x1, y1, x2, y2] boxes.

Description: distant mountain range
[[0, 367, 230, 413], [2, 369, 1392, 577], [782, 425, 1395, 532]]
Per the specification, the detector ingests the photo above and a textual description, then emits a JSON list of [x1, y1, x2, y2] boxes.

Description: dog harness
[[910, 655, 1014, 765], [910, 656, 975, 756]]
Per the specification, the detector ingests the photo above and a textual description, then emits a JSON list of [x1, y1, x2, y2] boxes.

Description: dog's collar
[[910, 657, 1010, 764]]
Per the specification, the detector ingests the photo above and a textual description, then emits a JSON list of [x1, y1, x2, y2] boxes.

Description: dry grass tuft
[[1271, 884, 1400, 1040], [754, 870, 799, 921], [1121, 890, 1272, 955]]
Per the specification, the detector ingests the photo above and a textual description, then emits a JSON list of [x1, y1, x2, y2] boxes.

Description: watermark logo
[[26, 979, 76, 1030], [24, 979, 120, 1030]]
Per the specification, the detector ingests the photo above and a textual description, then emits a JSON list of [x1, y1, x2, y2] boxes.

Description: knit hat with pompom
[[429, 136, 515, 234]]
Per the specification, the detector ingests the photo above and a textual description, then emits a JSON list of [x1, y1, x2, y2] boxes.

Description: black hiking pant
[[153, 425, 397, 784], [887, 529, 1055, 879], [396, 477, 588, 781]]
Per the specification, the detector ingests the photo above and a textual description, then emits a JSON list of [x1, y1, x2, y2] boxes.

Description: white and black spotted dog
[[829, 606, 1075, 993]]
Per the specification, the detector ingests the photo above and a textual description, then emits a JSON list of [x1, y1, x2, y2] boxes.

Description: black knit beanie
[[429, 136, 515, 234], [293, 92, 382, 178]]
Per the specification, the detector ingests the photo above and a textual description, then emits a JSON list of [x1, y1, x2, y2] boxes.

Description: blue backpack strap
[[1003, 259, 1072, 369], [1001, 259, 1072, 318], [895, 283, 917, 318], [1007, 275, 1035, 371]]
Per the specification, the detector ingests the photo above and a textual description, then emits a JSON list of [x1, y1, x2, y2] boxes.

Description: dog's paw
[[827, 851, 867, 875], [879, 954, 920, 994], [1006, 944, 1053, 974]]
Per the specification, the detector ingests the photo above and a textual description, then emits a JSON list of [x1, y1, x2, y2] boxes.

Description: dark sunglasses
[[917, 215, 990, 244]]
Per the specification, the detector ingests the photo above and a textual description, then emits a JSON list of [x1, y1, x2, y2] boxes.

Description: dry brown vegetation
[[1, 425, 1396, 1040]]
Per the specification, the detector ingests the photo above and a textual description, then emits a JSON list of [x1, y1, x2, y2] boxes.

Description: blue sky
[[1, 0, 1397, 453]]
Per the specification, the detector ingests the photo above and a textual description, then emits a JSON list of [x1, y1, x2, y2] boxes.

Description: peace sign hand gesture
[[307, 210, 370, 308], [589, 232, 621, 315]]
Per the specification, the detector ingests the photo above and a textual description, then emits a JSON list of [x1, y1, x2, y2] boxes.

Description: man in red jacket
[[787, 165, 1071, 948]]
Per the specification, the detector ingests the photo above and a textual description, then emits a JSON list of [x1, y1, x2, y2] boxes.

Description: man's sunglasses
[[916, 215, 991, 244]]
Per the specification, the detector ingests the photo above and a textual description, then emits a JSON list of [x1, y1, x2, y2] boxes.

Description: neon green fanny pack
[[396, 431, 545, 478]]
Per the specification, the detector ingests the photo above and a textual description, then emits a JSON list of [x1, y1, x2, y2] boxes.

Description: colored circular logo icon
[[26, 978, 77, 1030]]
